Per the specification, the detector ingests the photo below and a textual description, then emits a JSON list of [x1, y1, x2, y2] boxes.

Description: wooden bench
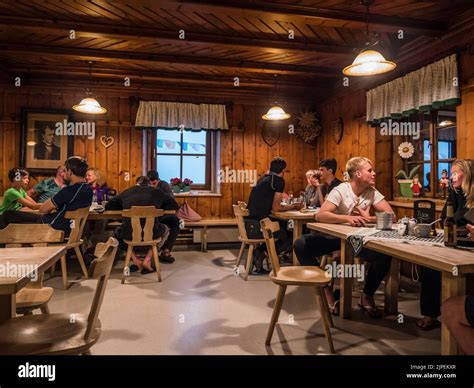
[[184, 219, 237, 252]]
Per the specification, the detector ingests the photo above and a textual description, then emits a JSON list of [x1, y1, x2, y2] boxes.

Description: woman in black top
[[417, 159, 474, 330]]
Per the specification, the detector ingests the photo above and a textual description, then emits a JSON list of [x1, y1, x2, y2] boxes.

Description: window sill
[[174, 191, 222, 197], [389, 197, 445, 211]]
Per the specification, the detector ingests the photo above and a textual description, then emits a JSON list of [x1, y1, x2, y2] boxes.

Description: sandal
[[416, 317, 440, 331], [358, 296, 383, 319], [328, 289, 340, 316]]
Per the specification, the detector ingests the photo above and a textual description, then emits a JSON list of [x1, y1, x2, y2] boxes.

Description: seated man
[[294, 156, 395, 318], [246, 157, 304, 274], [27, 165, 66, 203], [2, 156, 93, 235], [0, 168, 40, 218], [105, 176, 179, 270], [318, 158, 342, 205], [440, 223, 474, 355], [148, 170, 173, 196]]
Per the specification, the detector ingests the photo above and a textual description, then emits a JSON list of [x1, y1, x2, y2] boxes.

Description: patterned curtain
[[366, 54, 460, 123], [135, 101, 229, 130]]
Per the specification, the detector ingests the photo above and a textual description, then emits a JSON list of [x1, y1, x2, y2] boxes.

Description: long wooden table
[[0, 246, 67, 324], [272, 210, 318, 265], [86, 209, 176, 220], [307, 222, 474, 355]]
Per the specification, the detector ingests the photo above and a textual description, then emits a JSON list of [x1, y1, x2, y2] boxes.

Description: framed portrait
[[20, 108, 74, 174]]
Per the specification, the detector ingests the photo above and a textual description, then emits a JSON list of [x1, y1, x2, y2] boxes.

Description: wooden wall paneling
[[457, 83, 474, 159], [254, 110, 268, 182], [242, 104, 256, 203], [375, 126, 393, 198], [129, 128, 143, 183], [278, 119, 292, 192], [231, 104, 244, 206], [219, 129, 233, 218]]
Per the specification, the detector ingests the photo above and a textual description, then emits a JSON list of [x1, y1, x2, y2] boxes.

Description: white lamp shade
[[343, 49, 396, 76], [262, 105, 291, 120], [73, 97, 107, 114]]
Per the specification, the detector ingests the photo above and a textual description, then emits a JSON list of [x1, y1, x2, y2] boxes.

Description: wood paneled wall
[[0, 88, 318, 219]]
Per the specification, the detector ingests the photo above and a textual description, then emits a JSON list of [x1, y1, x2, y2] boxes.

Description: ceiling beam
[[154, 0, 445, 36], [0, 16, 355, 57], [0, 43, 341, 77]]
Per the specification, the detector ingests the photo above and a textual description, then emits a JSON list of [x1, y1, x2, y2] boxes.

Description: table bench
[[184, 219, 237, 252]]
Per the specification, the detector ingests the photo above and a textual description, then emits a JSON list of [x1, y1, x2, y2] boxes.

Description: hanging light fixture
[[342, 0, 396, 77], [262, 74, 291, 121], [73, 61, 107, 114]]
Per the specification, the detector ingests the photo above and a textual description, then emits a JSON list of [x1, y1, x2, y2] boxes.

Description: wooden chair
[[233, 204, 266, 281], [260, 218, 335, 353], [0, 237, 119, 355], [50, 207, 90, 289], [0, 224, 64, 315], [121, 206, 165, 284]]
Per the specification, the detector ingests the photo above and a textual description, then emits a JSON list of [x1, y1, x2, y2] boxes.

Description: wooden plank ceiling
[[0, 0, 473, 102]]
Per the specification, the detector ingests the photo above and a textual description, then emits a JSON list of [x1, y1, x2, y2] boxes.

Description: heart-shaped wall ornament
[[347, 235, 364, 256], [100, 135, 115, 149]]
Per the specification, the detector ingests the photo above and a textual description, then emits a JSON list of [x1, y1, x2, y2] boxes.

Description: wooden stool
[[0, 237, 119, 355], [260, 218, 335, 353], [233, 204, 267, 281], [0, 224, 64, 315], [121, 206, 165, 284]]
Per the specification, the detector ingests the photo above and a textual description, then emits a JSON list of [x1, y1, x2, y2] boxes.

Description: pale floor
[[44, 247, 441, 355]]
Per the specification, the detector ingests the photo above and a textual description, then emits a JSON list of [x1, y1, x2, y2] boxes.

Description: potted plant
[[170, 177, 194, 193], [395, 142, 420, 198]]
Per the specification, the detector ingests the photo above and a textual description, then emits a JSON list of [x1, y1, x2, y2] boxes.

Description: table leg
[[202, 227, 208, 252], [384, 257, 399, 315], [441, 272, 465, 355], [340, 240, 354, 319], [292, 220, 303, 266], [0, 294, 15, 324]]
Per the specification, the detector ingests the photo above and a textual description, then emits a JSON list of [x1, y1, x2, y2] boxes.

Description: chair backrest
[[260, 218, 281, 274], [233, 204, 250, 240], [0, 224, 64, 246], [85, 237, 119, 340], [237, 201, 247, 209], [122, 206, 165, 242], [65, 207, 90, 243]]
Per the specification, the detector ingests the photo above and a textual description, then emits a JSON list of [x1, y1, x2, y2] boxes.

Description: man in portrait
[[34, 123, 61, 160]]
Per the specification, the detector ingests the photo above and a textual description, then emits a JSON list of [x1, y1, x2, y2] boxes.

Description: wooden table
[[272, 210, 318, 265], [307, 222, 474, 355], [0, 246, 67, 323], [87, 209, 175, 220]]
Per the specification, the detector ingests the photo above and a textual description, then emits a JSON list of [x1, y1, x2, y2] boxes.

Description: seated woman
[[304, 169, 327, 208], [86, 168, 109, 204], [0, 168, 40, 222], [417, 159, 474, 330]]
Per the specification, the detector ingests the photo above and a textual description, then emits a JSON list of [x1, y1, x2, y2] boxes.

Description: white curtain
[[135, 101, 229, 130], [366, 54, 460, 123]]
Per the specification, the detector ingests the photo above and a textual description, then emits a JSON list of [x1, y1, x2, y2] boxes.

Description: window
[[401, 107, 456, 197], [153, 129, 211, 190]]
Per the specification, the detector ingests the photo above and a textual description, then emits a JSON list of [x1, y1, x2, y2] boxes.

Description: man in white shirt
[[294, 157, 395, 318]]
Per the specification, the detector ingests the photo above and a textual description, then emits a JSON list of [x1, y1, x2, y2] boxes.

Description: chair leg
[[321, 287, 335, 328], [40, 304, 50, 314], [314, 287, 335, 353], [265, 285, 287, 346], [244, 244, 254, 281], [49, 263, 56, 278], [74, 246, 89, 279], [152, 245, 161, 282], [235, 242, 245, 268], [61, 255, 68, 290], [121, 245, 133, 284]]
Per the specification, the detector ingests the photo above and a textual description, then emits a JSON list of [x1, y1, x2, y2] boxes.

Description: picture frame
[[20, 108, 74, 175]]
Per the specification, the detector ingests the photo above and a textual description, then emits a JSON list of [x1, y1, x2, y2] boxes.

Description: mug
[[414, 224, 431, 238]]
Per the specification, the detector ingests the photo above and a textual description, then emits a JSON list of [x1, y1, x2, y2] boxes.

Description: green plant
[[395, 165, 420, 180]]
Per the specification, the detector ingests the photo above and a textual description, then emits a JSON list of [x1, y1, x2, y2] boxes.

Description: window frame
[[152, 129, 212, 190], [402, 109, 456, 198]]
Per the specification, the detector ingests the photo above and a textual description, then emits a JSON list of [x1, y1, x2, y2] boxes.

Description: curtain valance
[[366, 54, 460, 123], [135, 101, 229, 130]]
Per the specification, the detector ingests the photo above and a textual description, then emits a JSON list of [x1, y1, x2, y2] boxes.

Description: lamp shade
[[73, 97, 107, 114], [343, 49, 396, 76], [262, 105, 291, 121]]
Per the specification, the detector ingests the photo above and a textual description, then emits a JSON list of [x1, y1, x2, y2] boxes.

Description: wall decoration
[[295, 110, 321, 145], [332, 117, 343, 144], [261, 121, 281, 147], [100, 135, 115, 149], [20, 108, 73, 174]]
